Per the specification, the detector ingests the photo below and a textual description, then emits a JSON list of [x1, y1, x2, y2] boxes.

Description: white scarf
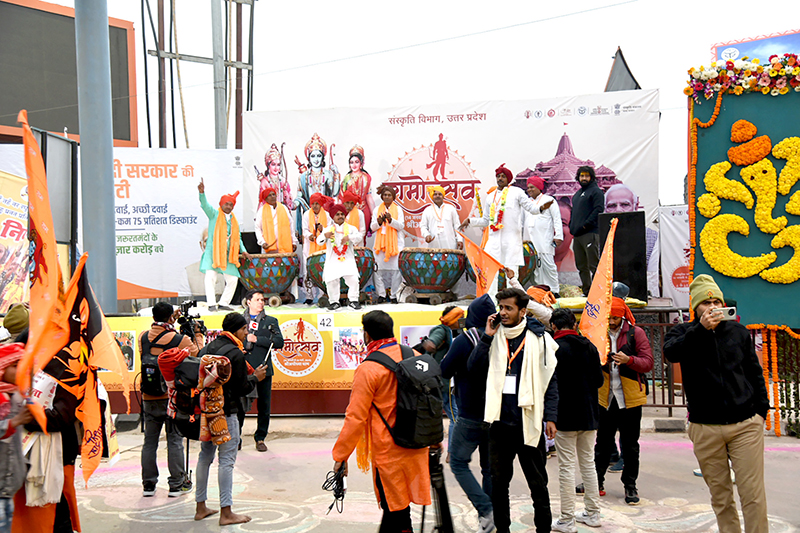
[[484, 318, 559, 446]]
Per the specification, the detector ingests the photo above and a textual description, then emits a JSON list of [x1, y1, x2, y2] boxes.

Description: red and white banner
[[659, 205, 690, 309], [243, 90, 660, 275]]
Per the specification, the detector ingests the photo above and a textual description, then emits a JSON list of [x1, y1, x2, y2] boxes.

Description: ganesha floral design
[[697, 118, 800, 284]]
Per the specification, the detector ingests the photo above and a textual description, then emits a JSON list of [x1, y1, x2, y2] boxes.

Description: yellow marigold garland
[[740, 159, 787, 234], [772, 136, 800, 195], [704, 161, 754, 208], [759, 225, 800, 284], [697, 193, 721, 218], [761, 327, 771, 431], [771, 329, 781, 437], [699, 214, 777, 278]]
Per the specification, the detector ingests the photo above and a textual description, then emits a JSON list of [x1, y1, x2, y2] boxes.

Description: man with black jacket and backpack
[[241, 289, 284, 452], [664, 275, 769, 533], [569, 166, 605, 296], [440, 294, 497, 533], [139, 302, 204, 498], [595, 297, 653, 506], [467, 287, 559, 533], [332, 310, 434, 533]]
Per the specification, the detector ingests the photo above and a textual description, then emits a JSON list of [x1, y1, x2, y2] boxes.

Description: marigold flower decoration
[[699, 214, 777, 278], [702, 161, 754, 209], [684, 53, 800, 103], [772, 137, 800, 215], [759, 225, 800, 284], [740, 159, 787, 234]]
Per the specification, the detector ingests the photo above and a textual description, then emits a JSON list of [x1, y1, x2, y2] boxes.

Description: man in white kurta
[[522, 175, 563, 294], [255, 187, 299, 298], [462, 164, 540, 300], [301, 193, 330, 305], [371, 184, 405, 303], [420, 185, 464, 250], [317, 203, 363, 310], [340, 190, 367, 245]]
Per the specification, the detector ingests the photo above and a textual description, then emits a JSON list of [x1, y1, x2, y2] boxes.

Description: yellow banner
[[0, 170, 29, 314], [104, 307, 451, 392]]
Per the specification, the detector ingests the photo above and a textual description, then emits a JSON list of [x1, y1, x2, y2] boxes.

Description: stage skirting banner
[[112, 148, 244, 299], [659, 205, 690, 310], [0, 170, 29, 313], [102, 306, 447, 401], [242, 91, 660, 275]]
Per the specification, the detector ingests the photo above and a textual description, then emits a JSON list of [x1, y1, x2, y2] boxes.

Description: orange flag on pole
[[459, 231, 504, 297], [579, 218, 619, 365], [16, 109, 68, 431]]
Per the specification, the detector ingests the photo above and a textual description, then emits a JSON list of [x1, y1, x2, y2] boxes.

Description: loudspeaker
[[599, 211, 647, 301]]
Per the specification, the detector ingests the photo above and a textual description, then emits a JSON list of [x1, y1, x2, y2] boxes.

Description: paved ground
[[78, 416, 800, 533]]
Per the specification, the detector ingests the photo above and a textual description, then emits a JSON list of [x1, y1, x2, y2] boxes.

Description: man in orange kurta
[[332, 310, 430, 532]]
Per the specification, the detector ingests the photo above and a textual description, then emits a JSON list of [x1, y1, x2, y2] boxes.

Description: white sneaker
[[478, 511, 495, 533], [551, 518, 578, 533], [575, 510, 602, 527]]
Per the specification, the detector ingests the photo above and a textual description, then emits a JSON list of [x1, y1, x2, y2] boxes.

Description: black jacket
[[467, 316, 558, 425], [202, 336, 259, 417], [569, 180, 605, 237], [440, 294, 496, 421], [241, 310, 284, 376], [664, 319, 770, 425], [554, 332, 603, 431]]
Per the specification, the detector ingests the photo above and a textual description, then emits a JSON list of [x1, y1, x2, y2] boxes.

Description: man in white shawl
[[467, 287, 559, 533]]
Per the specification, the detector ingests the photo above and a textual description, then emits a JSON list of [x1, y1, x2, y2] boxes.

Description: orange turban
[[439, 307, 464, 327], [340, 190, 360, 204], [220, 191, 240, 207], [526, 287, 557, 308], [610, 297, 635, 325], [258, 187, 276, 204], [310, 192, 330, 207]]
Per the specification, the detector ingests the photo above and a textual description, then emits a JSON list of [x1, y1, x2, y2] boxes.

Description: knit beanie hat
[[3, 304, 29, 337], [222, 312, 247, 333], [689, 274, 724, 311]]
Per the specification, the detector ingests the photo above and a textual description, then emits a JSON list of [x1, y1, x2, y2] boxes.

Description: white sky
[[48, 0, 800, 206]]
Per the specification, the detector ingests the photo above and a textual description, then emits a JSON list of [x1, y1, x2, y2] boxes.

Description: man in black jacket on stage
[[664, 274, 769, 533], [569, 166, 605, 296], [241, 289, 284, 452]]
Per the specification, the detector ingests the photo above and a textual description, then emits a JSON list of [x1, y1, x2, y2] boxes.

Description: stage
[[105, 300, 466, 416]]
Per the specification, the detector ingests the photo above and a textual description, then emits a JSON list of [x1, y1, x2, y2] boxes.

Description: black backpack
[[366, 345, 444, 449], [140, 331, 183, 396]]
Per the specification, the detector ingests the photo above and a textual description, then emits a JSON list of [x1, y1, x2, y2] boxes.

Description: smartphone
[[717, 306, 737, 321], [490, 314, 501, 328]]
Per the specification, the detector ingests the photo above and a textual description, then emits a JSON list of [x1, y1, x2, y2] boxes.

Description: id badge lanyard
[[504, 337, 525, 394]]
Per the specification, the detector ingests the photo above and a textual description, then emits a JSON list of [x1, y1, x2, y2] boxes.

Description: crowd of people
[[200, 157, 624, 312], [333, 273, 770, 533]]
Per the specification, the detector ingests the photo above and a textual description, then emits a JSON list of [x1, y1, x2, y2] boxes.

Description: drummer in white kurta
[[301, 192, 330, 305], [317, 203, 363, 311], [255, 186, 299, 298], [371, 184, 405, 303], [522, 174, 563, 295], [420, 185, 463, 250], [460, 164, 540, 300], [340, 190, 367, 245]]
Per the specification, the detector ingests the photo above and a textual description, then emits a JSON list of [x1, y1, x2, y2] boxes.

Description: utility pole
[[74, 0, 118, 311], [210, 0, 226, 149]]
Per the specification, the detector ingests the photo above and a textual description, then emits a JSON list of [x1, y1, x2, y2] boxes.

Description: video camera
[[177, 300, 207, 338]]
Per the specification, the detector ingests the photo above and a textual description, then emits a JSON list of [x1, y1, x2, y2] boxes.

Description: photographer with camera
[[665, 275, 769, 533], [139, 302, 205, 498], [241, 289, 284, 452]]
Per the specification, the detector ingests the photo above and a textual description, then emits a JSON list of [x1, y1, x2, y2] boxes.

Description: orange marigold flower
[[731, 119, 757, 143], [684, 86, 694, 96], [728, 135, 772, 167]]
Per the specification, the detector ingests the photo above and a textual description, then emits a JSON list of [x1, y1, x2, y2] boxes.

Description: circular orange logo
[[273, 318, 323, 377], [671, 266, 690, 291]]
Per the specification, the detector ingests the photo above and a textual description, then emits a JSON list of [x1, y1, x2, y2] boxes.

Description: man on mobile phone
[[664, 274, 769, 533]]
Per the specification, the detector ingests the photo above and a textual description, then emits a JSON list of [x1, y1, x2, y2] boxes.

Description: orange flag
[[39, 253, 131, 484], [579, 218, 619, 365], [459, 231, 504, 297], [16, 110, 68, 430]]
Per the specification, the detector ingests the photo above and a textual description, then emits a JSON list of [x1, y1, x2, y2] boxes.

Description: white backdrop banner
[[113, 148, 243, 299], [243, 90, 659, 274], [659, 205, 690, 308]]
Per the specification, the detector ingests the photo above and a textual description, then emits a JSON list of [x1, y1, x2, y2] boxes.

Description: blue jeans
[[0, 498, 12, 533], [196, 415, 239, 508], [442, 384, 458, 448], [449, 417, 492, 517]]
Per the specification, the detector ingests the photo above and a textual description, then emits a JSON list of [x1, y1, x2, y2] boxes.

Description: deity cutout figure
[[255, 143, 294, 210], [341, 145, 375, 231], [426, 133, 449, 180], [294, 133, 340, 233]]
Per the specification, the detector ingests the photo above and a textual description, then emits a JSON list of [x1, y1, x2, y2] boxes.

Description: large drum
[[465, 241, 538, 287], [306, 247, 376, 294], [238, 253, 299, 296], [398, 247, 466, 294]]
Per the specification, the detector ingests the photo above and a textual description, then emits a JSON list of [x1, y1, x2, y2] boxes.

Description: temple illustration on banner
[[514, 133, 621, 204]]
